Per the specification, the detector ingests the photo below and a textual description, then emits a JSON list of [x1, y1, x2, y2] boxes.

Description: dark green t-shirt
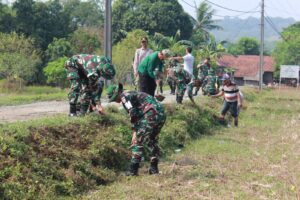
[[138, 51, 163, 79]]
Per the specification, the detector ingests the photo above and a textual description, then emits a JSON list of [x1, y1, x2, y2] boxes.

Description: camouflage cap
[[107, 83, 123, 102]]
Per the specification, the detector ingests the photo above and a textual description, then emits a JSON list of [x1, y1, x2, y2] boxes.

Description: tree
[[13, 0, 73, 50], [46, 38, 73, 61], [150, 30, 194, 55], [0, 32, 41, 83], [62, 0, 104, 28], [228, 37, 260, 55], [0, 2, 15, 33], [272, 22, 300, 77], [112, 29, 149, 82], [195, 36, 227, 67], [190, 1, 221, 46], [69, 27, 102, 54], [112, 0, 193, 44], [43, 57, 68, 87]]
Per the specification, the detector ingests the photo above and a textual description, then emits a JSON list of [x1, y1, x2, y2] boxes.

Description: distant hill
[[211, 16, 296, 50]]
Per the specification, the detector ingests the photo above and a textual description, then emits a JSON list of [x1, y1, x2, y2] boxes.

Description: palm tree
[[192, 1, 222, 45], [149, 30, 194, 54]]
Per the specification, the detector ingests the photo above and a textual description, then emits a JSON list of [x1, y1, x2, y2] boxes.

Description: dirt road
[[0, 92, 186, 123]]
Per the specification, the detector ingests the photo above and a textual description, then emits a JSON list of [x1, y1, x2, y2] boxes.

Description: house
[[217, 55, 275, 86]]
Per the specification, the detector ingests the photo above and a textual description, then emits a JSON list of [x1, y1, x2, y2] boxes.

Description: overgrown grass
[[0, 97, 219, 199], [82, 88, 300, 200]]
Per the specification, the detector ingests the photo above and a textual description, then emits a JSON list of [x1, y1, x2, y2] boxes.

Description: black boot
[[193, 90, 198, 96], [126, 162, 139, 176], [69, 104, 77, 117], [79, 104, 89, 116], [149, 158, 159, 175], [234, 118, 238, 127]]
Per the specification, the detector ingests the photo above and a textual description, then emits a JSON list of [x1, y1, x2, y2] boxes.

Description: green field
[[0, 86, 67, 106]]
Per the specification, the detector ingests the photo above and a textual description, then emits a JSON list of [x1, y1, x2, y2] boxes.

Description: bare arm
[[211, 91, 224, 98]]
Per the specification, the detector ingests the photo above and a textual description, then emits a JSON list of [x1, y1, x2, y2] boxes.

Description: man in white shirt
[[132, 37, 153, 89], [170, 47, 195, 99], [171, 47, 194, 76]]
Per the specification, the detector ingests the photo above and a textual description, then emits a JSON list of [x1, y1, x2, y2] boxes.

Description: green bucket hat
[[107, 83, 123, 102], [100, 63, 116, 80]]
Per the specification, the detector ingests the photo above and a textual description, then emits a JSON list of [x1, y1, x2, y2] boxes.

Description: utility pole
[[104, 0, 112, 60], [259, 0, 264, 90]]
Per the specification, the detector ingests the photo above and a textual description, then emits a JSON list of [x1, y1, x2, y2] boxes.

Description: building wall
[[234, 77, 244, 86], [263, 72, 273, 84]]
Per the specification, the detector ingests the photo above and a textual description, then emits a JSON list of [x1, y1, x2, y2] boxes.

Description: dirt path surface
[[0, 92, 183, 123]]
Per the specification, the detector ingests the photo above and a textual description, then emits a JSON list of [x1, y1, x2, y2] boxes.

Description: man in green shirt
[[138, 49, 171, 96]]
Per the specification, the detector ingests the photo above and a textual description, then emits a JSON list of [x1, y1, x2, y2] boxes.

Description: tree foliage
[[46, 38, 73, 61], [272, 22, 300, 75], [13, 0, 73, 50], [0, 2, 15, 33], [112, 0, 193, 44], [62, 0, 104, 28], [0, 32, 41, 82], [112, 29, 149, 82], [69, 27, 102, 54], [227, 37, 260, 55], [43, 57, 68, 87], [189, 1, 221, 46]]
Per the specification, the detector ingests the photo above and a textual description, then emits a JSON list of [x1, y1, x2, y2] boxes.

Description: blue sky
[[179, 0, 300, 20]]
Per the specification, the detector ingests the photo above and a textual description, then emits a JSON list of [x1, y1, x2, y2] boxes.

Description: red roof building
[[217, 55, 275, 86]]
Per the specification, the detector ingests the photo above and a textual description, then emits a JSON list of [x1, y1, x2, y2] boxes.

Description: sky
[[179, 0, 300, 21]]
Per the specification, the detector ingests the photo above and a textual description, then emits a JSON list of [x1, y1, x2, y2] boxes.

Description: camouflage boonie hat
[[107, 83, 123, 102], [100, 63, 116, 80], [100, 56, 111, 64]]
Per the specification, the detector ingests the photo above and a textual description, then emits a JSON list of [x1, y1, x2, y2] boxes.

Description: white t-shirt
[[183, 53, 194, 75]]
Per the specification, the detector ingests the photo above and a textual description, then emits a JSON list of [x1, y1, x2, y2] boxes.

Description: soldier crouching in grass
[[107, 83, 166, 176], [210, 74, 242, 127]]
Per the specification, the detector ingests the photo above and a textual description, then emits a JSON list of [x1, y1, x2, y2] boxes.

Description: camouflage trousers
[[167, 77, 176, 94], [68, 79, 81, 105], [131, 109, 166, 164], [176, 82, 193, 104]]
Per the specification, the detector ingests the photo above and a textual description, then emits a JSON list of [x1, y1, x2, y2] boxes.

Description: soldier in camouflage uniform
[[107, 83, 166, 176], [154, 68, 164, 95], [166, 59, 177, 95], [64, 55, 86, 116], [194, 57, 211, 96], [202, 69, 221, 96], [173, 65, 194, 104], [65, 54, 115, 116]]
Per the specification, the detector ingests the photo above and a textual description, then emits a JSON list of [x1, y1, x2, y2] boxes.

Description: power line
[[180, 0, 260, 18], [264, 15, 286, 41], [203, 0, 260, 13]]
